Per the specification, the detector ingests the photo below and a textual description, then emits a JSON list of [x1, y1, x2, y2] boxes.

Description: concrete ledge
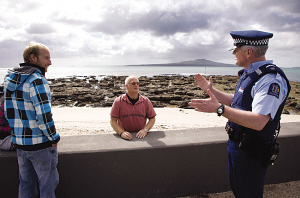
[[0, 122, 300, 198]]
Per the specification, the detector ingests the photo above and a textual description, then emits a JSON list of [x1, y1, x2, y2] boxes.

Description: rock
[[294, 104, 300, 112], [287, 101, 298, 107], [151, 101, 165, 108], [169, 100, 179, 105], [113, 90, 124, 96], [178, 101, 189, 108], [174, 90, 186, 95], [160, 95, 182, 102], [48, 75, 299, 110], [147, 96, 161, 101], [282, 109, 290, 114], [153, 88, 166, 94], [104, 101, 114, 107], [186, 91, 195, 96]]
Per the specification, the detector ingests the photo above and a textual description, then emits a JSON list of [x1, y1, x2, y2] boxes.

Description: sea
[[0, 65, 299, 82]]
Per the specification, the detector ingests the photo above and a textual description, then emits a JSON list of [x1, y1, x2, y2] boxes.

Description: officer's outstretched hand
[[189, 89, 220, 113], [194, 74, 213, 92]]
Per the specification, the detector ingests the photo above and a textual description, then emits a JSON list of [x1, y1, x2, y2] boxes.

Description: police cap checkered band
[[230, 30, 273, 48]]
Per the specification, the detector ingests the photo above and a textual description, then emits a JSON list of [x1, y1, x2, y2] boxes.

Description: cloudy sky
[[0, 0, 299, 68]]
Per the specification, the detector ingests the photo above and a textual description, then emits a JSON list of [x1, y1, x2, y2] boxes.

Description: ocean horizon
[[0, 65, 299, 82]]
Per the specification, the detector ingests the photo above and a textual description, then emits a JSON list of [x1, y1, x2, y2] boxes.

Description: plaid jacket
[[4, 63, 60, 150]]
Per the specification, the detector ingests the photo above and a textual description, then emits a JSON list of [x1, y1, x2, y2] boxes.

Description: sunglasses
[[233, 47, 242, 54], [131, 82, 140, 86]]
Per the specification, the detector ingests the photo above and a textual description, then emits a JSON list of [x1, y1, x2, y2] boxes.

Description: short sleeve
[[110, 97, 120, 118], [251, 73, 288, 120], [145, 98, 156, 118]]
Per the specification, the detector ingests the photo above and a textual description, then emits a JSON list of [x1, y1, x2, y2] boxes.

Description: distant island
[[127, 58, 236, 67]]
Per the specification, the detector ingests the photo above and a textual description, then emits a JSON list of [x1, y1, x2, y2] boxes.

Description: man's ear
[[246, 48, 253, 58], [30, 54, 37, 63]]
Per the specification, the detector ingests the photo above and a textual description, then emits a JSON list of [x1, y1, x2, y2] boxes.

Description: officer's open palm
[[189, 89, 220, 113], [194, 74, 213, 93]]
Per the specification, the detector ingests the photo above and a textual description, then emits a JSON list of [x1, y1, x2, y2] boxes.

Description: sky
[[0, 0, 299, 68]]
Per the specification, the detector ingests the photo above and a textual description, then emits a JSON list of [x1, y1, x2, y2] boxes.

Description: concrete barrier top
[[58, 121, 300, 154], [58, 126, 229, 154], [1, 122, 299, 156]]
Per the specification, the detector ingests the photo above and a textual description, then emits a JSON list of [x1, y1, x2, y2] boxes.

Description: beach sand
[[52, 107, 300, 197], [53, 107, 230, 136], [52, 107, 300, 136]]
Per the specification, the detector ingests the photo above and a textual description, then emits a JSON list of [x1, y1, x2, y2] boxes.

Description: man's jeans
[[17, 147, 59, 198]]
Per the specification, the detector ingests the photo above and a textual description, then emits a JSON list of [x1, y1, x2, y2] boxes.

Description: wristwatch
[[144, 129, 149, 133], [217, 104, 225, 116]]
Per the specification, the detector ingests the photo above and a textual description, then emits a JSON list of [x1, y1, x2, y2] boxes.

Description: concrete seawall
[[1, 122, 300, 198]]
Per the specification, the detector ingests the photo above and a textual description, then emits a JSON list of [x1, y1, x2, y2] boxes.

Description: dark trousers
[[227, 139, 268, 198]]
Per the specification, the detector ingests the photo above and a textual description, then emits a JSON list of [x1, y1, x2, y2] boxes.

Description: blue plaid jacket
[[4, 63, 60, 151]]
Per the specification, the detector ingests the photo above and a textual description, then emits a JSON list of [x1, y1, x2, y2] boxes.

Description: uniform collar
[[247, 60, 273, 74]]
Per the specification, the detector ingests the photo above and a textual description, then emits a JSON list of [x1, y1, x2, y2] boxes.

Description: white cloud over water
[[0, 0, 299, 68]]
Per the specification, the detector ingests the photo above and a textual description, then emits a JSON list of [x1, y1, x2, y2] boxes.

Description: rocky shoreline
[[49, 75, 300, 114]]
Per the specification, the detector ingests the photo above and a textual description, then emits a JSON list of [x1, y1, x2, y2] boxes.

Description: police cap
[[230, 30, 273, 48]]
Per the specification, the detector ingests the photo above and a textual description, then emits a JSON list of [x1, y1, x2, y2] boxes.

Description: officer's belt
[[225, 122, 243, 142]]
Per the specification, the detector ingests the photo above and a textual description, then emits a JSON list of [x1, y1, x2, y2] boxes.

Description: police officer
[[189, 30, 290, 198]]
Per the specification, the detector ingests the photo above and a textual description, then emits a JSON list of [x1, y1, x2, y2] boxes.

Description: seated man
[[110, 76, 156, 140]]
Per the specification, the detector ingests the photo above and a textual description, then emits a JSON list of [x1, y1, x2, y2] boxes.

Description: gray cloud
[[26, 23, 56, 34], [0, 0, 299, 68], [0, 40, 26, 67], [53, 13, 91, 26], [259, 12, 300, 32], [87, 5, 214, 36], [263, 0, 300, 14]]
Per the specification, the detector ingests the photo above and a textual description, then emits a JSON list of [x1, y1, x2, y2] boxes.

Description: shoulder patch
[[267, 83, 280, 99]]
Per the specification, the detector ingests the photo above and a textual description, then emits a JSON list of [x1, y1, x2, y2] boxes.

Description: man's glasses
[[131, 82, 140, 86]]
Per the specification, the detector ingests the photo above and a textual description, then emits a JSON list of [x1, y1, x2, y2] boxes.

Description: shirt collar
[[247, 60, 273, 74], [122, 93, 143, 104]]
